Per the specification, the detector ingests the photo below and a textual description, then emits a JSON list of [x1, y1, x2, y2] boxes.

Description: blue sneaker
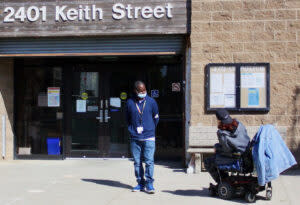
[[145, 183, 155, 194], [132, 184, 145, 192]]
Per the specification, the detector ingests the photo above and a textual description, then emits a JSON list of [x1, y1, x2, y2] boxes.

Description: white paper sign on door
[[47, 87, 60, 107], [76, 100, 86, 113], [110, 97, 121, 108]]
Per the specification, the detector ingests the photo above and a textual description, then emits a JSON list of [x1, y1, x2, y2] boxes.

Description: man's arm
[[152, 100, 159, 127], [217, 130, 234, 153]]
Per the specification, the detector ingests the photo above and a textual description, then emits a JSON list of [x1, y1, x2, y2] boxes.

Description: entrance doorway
[[15, 56, 184, 160], [68, 65, 139, 157]]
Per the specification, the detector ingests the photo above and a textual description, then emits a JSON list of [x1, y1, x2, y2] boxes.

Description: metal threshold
[[66, 157, 132, 160]]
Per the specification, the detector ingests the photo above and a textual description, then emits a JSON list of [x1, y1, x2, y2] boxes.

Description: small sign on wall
[[151, 90, 159, 98], [172, 83, 181, 92]]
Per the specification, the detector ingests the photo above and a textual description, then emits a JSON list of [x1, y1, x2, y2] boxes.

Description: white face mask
[[137, 92, 147, 99]]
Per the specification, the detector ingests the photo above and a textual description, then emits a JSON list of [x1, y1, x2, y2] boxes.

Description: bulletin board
[[205, 63, 270, 112]]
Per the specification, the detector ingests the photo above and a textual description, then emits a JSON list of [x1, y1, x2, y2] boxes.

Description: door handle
[[100, 100, 103, 109], [104, 109, 110, 122], [96, 109, 103, 122], [96, 116, 103, 123]]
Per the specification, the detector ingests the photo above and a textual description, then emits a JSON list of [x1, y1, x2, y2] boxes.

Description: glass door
[[70, 64, 113, 157], [103, 70, 143, 157], [69, 65, 135, 158], [71, 71, 100, 153], [66, 56, 183, 159]]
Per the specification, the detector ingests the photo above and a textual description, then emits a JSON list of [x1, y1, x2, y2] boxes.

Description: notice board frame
[[205, 63, 270, 112]]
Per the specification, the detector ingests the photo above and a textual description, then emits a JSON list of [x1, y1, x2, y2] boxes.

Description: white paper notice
[[224, 94, 236, 107], [47, 87, 60, 107], [253, 73, 265, 88], [87, 106, 98, 112], [210, 74, 223, 93], [110, 97, 121, 108], [38, 93, 47, 107], [76, 100, 86, 113], [210, 94, 224, 106], [223, 73, 235, 94], [241, 73, 265, 88]]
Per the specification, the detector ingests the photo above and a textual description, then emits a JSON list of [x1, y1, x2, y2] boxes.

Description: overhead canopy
[[0, 36, 185, 57]]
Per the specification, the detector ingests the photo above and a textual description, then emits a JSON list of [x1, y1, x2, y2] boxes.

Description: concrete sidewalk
[[0, 160, 299, 205]]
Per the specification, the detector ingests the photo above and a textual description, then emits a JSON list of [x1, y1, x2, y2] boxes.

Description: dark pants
[[204, 155, 229, 183]]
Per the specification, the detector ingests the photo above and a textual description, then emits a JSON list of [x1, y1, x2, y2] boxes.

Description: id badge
[[137, 126, 144, 134]]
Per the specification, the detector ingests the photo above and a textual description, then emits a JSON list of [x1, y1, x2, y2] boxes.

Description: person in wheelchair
[[205, 109, 250, 183]]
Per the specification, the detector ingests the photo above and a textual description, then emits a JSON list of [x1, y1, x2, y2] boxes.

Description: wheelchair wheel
[[266, 190, 272, 200], [218, 182, 233, 200], [209, 183, 217, 196], [245, 192, 256, 203]]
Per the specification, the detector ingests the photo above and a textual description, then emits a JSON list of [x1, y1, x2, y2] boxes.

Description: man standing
[[126, 81, 159, 194]]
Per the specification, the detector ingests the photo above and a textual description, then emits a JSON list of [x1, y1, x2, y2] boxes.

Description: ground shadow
[[155, 160, 186, 173], [288, 85, 300, 170], [281, 168, 300, 176], [163, 188, 270, 203], [81, 179, 132, 190], [162, 188, 209, 197]]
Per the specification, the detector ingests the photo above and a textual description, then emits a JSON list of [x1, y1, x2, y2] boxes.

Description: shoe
[[145, 183, 155, 194], [132, 184, 145, 192]]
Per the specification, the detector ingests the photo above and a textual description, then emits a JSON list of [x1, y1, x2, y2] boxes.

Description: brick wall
[[190, 0, 300, 161], [0, 59, 14, 160]]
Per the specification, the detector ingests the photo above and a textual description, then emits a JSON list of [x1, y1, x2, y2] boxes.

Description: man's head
[[134, 81, 147, 99], [216, 108, 233, 124]]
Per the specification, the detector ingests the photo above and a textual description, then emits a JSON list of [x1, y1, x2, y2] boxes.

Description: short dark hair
[[134, 81, 145, 90]]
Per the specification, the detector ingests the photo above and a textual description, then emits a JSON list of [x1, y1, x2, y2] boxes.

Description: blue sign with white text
[[151, 90, 159, 98]]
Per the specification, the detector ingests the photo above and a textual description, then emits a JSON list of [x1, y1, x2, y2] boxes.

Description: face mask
[[137, 92, 147, 99]]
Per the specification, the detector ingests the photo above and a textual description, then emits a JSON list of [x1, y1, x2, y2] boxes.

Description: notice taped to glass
[[76, 100, 86, 113], [47, 87, 60, 107]]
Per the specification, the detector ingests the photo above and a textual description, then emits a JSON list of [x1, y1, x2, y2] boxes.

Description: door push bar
[[104, 109, 111, 122], [96, 109, 104, 123], [96, 109, 111, 123]]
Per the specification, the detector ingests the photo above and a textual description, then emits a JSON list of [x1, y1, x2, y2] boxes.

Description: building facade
[[0, 0, 189, 161], [0, 0, 299, 165], [190, 0, 300, 164]]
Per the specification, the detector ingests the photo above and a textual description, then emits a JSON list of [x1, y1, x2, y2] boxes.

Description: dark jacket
[[126, 95, 159, 140], [216, 120, 250, 156]]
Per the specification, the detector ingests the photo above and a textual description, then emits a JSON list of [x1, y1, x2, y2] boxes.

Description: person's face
[[217, 120, 221, 126], [136, 84, 146, 95]]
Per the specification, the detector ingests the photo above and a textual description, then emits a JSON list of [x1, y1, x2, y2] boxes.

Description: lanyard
[[136, 100, 146, 123]]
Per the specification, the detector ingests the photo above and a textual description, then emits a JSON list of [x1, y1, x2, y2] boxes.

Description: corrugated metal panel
[[0, 36, 184, 56]]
